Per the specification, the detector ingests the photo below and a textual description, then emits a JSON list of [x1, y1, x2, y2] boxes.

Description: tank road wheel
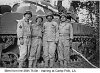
[[1, 52, 18, 68]]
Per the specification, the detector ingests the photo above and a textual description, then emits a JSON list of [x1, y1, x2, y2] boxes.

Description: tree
[[71, 1, 99, 28]]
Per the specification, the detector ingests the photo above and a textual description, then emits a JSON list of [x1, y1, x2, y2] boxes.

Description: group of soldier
[[17, 10, 73, 68]]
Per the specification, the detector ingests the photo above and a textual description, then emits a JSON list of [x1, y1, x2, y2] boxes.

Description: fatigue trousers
[[43, 40, 56, 68], [18, 37, 31, 68], [28, 37, 42, 68], [58, 36, 70, 67]]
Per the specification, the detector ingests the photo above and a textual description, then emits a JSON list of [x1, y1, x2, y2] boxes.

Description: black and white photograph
[[0, 0, 99, 69]]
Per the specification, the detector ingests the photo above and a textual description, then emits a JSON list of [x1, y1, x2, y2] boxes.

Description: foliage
[[71, 1, 99, 27]]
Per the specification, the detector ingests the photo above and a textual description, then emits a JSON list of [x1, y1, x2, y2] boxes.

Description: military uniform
[[43, 21, 58, 68], [58, 21, 73, 67], [28, 23, 42, 68], [17, 18, 31, 68]]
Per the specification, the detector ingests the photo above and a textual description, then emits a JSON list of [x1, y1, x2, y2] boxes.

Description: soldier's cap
[[24, 10, 32, 17], [60, 13, 67, 19], [46, 12, 54, 19], [35, 16, 43, 22]]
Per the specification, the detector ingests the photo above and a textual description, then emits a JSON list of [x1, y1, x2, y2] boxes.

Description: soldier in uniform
[[43, 12, 59, 68], [58, 14, 73, 67], [17, 11, 32, 68], [28, 16, 43, 68]]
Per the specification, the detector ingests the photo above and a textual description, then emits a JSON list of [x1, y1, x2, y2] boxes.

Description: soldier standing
[[43, 12, 59, 68], [28, 16, 43, 68], [58, 14, 73, 67], [17, 11, 32, 68]]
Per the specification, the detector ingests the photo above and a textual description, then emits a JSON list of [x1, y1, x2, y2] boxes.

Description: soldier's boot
[[50, 58, 54, 68], [60, 60, 64, 68], [44, 59, 49, 68], [33, 60, 37, 68], [18, 61, 24, 68], [64, 60, 68, 68], [28, 60, 33, 68]]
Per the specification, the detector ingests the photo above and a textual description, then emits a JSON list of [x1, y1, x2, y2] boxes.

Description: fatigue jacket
[[17, 18, 31, 38], [59, 21, 73, 39], [43, 21, 58, 42], [31, 23, 42, 38]]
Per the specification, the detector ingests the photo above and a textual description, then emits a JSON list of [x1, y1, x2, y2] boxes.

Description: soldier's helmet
[[35, 15, 43, 22], [24, 10, 32, 17], [46, 12, 54, 19], [60, 13, 67, 19]]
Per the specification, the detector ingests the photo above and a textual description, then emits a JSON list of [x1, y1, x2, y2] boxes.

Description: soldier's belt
[[59, 33, 69, 36], [31, 36, 41, 38], [23, 36, 31, 38]]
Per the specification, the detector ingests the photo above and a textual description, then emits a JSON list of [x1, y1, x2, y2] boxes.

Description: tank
[[70, 22, 96, 62], [0, 12, 23, 67]]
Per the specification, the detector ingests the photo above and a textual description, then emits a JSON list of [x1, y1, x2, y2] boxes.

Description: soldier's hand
[[55, 40, 57, 43], [69, 39, 73, 54], [69, 39, 72, 47], [55, 39, 58, 44], [19, 38, 24, 45]]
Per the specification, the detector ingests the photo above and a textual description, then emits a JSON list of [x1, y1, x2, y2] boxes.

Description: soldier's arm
[[42, 22, 46, 33], [69, 23, 73, 40], [69, 23, 73, 48], [30, 24, 33, 37], [17, 20, 23, 39], [55, 22, 59, 42]]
